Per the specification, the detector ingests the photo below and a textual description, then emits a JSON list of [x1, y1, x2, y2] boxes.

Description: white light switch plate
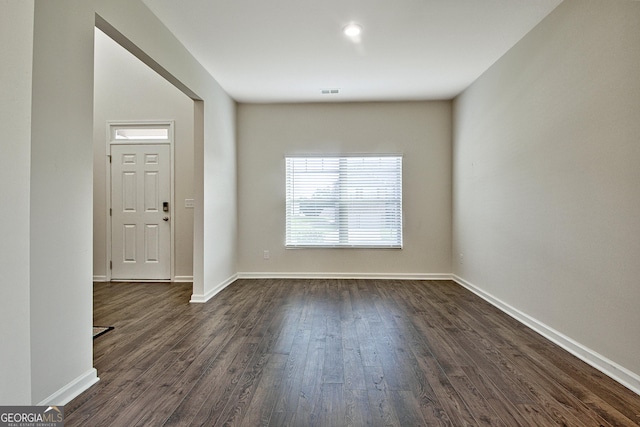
[[185, 199, 194, 208]]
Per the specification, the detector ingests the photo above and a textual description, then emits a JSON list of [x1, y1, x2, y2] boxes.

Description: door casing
[[106, 121, 175, 281]]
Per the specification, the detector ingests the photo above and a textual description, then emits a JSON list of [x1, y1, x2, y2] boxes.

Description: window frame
[[285, 154, 403, 249]]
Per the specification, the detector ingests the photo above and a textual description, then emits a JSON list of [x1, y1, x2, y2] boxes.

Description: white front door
[[111, 144, 171, 280]]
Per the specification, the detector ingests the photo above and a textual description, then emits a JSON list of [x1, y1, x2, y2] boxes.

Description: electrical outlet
[[459, 253, 464, 265], [263, 250, 270, 260]]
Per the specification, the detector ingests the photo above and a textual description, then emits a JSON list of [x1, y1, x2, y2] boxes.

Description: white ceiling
[[142, 0, 563, 103]]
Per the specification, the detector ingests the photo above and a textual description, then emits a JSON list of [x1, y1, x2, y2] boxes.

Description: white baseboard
[[452, 275, 640, 396], [95, 275, 194, 283], [236, 272, 452, 280], [37, 368, 99, 406], [190, 273, 238, 303]]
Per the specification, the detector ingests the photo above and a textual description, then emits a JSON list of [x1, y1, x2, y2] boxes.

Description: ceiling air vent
[[321, 88, 340, 95]]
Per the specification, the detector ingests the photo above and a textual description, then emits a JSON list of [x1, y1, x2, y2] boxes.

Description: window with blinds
[[285, 155, 403, 248]]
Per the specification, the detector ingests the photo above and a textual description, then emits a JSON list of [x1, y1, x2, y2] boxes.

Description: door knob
[[163, 216, 169, 222]]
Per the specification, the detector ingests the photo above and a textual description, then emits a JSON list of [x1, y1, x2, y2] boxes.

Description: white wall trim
[[105, 120, 175, 282], [190, 273, 238, 303], [95, 275, 193, 283], [452, 275, 640, 396], [237, 272, 452, 280], [37, 368, 99, 406]]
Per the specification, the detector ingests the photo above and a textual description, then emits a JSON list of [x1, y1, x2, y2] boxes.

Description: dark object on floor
[[92, 326, 114, 339]]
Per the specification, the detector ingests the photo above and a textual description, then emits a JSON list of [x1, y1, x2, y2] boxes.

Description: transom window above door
[[110, 123, 171, 142]]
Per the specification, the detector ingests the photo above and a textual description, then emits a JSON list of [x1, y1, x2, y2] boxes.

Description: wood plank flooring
[[65, 279, 640, 426]]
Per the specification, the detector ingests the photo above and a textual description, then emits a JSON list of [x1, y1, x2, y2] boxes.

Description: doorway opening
[[107, 122, 174, 281], [94, 26, 199, 283]]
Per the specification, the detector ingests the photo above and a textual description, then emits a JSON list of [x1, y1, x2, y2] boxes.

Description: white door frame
[[106, 120, 175, 281]]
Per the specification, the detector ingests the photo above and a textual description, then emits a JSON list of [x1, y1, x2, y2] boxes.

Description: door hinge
[[108, 155, 111, 163], [109, 261, 112, 270], [110, 208, 112, 216]]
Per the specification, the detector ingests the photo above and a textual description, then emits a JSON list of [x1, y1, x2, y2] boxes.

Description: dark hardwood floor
[[65, 279, 640, 426]]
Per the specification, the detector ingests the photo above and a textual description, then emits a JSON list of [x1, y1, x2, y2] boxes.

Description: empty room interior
[[2, 0, 640, 425]]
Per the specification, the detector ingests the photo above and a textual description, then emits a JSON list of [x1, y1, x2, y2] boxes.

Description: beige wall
[[30, 0, 96, 403], [93, 29, 194, 280], [0, 0, 34, 404], [453, 0, 640, 386], [238, 102, 452, 276]]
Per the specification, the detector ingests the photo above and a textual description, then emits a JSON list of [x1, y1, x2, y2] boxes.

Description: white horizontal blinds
[[286, 155, 402, 248]]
